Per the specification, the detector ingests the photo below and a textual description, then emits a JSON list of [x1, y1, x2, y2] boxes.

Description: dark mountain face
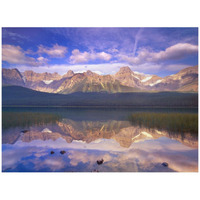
[[2, 65, 198, 93], [2, 68, 25, 86]]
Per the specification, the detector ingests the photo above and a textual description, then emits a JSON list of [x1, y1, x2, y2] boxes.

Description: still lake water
[[2, 107, 198, 172]]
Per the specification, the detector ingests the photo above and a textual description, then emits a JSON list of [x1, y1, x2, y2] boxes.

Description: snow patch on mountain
[[149, 79, 162, 86], [141, 131, 153, 138], [22, 76, 26, 83], [134, 71, 144, 75], [43, 80, 53, 84], [131, 74, 140, 80], [141, 76, 152, 82]]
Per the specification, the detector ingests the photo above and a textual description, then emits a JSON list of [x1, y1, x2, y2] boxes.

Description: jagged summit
[[117, 66, 133, 74], [63, 70, 74, 78], [85, 70, 96, 76]]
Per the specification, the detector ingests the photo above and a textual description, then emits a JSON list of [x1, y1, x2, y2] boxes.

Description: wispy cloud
[[2, 29, 30, 41], [133, 28, 143, 57]]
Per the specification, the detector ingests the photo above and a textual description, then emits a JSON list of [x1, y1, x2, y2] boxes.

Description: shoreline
[[2, 105, 198, 108]]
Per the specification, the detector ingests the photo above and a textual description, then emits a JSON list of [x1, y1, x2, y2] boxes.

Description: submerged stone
[[162, 162, 168, 167], [97, 159, 104, 165], [21, 130, 29, 133], [50, 151, 55, 154], [60, 150, 66, 155], [92, 169, 99, 172]]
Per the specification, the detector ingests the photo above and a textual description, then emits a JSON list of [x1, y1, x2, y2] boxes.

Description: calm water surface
[[2, 107, 198, 172]]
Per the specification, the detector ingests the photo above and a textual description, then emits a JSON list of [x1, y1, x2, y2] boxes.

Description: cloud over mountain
[[70, 49, 112, 64], [118, 43, 198, 65]]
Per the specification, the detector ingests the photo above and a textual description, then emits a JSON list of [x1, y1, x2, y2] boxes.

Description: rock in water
[[92, 169, 99, 172], [50, 151, 55, 154], [97, 159, 104, 165], [21, 130, 29, 133], [60, 150, 66, 155], [162, 162, 168, 167]]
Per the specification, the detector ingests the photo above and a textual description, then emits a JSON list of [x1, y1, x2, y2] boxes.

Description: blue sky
[[2, 27, 198, 77]]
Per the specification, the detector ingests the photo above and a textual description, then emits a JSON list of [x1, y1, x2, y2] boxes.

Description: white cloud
[[2, 45, 50, 66], [37, 56, 49, 64], [70, 49, 112, 64], [2, 44, 37, 65], [38, 44, 67, 58], [118, 43, 198, 65]]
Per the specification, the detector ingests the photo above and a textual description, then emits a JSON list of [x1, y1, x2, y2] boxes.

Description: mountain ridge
[[2, 65, 198, 93]]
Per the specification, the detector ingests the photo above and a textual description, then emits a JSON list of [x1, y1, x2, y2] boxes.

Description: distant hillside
[[2, 86, 198, 107]]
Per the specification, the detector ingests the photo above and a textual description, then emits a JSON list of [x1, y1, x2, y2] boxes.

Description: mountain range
[[2, 65, 198, 94]]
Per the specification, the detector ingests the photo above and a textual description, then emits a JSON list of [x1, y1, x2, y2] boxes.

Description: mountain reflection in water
[[2, 108, 198, 172]]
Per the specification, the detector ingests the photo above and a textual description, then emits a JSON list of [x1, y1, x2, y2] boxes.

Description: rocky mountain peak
[[85, 70, 96, 76], [24, 70, 35, 76], [64, 70, 74, 78], [2, 68, 24, 86], [3, 68, 23, 79], [117, 66, 133, 74]]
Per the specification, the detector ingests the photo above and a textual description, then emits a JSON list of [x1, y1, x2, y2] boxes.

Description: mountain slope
[[57, 71, 141, 94], [149, 65, 198, 92]]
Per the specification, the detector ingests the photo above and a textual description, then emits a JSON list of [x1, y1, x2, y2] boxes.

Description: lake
[[2, 107, 198, 172]]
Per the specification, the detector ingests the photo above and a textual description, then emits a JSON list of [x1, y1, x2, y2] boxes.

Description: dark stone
[[162, 162, 168, 167], [92, 169, 99, 172], [60, 150, 66, 155], [21, 130, 29, 133], [50, 151, 55, 154], [97, 159, 104, 165]]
